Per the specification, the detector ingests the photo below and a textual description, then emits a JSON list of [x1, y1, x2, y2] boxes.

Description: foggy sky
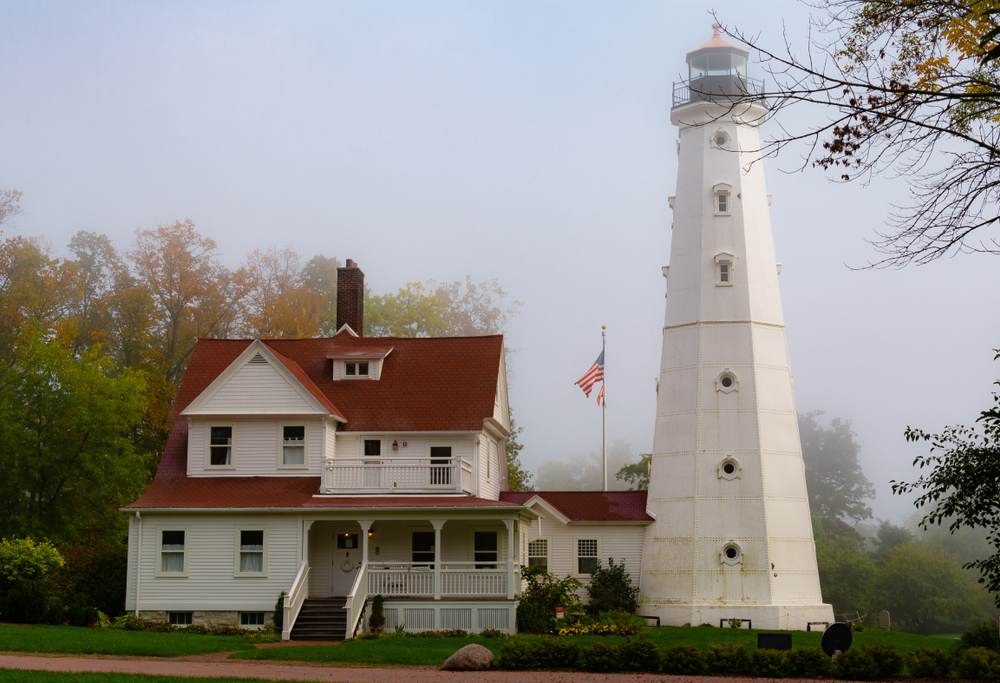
[[2, 1, 997, 523]]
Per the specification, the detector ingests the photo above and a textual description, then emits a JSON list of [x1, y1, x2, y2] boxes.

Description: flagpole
[[602, 324, 607, 491]]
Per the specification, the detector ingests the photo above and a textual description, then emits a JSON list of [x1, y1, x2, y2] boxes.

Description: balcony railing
[[324, 457, 474, 495], [368, 562, 510, 598], [672, 75, 765, 107]]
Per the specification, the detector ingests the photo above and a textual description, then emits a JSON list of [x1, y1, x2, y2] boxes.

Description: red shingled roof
[[499, 490, 654, 522], [169, 332, 503, 432]]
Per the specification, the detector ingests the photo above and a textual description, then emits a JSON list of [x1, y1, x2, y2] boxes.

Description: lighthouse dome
[[674, 24, 760, 107]]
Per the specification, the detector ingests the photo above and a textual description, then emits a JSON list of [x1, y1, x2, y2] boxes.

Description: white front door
[[331, 530, 361, 597]]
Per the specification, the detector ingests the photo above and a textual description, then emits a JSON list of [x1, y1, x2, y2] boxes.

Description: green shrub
[[206, 625, 246, 636], [750, 648, 785, 677], [516, 565, 583, 634], [536, 638, 580, 668], [706, 641, 752, 675], [368, 594, 384, 632], [0, 537, 65, 624], [110, 614, 151, 630], [661, 643, 707, 675], [860, 640, 903, 678], [833, 648, 879, 681], [958, 619, 1000, 653], [586, 558, 639, 615], [45, 600, 67, 625], [66, 605, 100, 627], [181, 624, 209, 635], [273, 591, 284, 629], [243, 629, 280, 643], [500, 638, 541, 669], [620, 635, 660, 672], [150, 621, 177, 633], [782, 646, 832, 678], [905, 646, 954, 678], [956, 647, 1000, 679], [580, 641, 621, 672]]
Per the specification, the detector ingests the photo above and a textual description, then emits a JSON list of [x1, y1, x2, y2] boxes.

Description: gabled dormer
[[327, 345, 393, 381]]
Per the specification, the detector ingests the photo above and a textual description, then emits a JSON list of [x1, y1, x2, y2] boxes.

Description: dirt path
[[0, 652, 760, 683]]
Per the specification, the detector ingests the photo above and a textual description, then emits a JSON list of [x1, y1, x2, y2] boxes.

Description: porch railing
[[324, 457, 474, 495], [282, 560, 309, 641], [344, 561, 368, 637], [368, 562, 509, 597]]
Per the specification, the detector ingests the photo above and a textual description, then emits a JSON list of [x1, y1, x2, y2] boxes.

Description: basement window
[[240, 612, 266, 627], [168, 612, 193, 625]]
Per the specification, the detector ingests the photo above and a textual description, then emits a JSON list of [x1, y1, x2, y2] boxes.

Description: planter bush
[[750, 647, 785, 677], [273, 592, 284, 630], [956, 647, 1000, 679], [586, 558, 639, 615], [782, 646, 832, 679], [620, 635, 660, 672], [499, 638, 541, 669], [536, 638, 580, 668], [661, 643, 708, 675], [860, 640, 903, 678], [110, 614, 151, 630], [833, 648, 879, 681], [368, 594, 384, 632], [958, 620, 1000, 653], [706, 641, 751, 675], [905, 646, 953, 678], [579, 641, 621, 672]]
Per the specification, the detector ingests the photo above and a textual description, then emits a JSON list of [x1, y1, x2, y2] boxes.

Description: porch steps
[[290, 598, 348, 641]]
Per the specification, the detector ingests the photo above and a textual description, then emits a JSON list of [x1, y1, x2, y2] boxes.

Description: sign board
[[879, 611, 890, 629], [555, 607, 564, 620], [821, 623, 852, 657]]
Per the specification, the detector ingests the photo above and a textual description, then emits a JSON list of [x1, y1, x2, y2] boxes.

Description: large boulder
[[441, 643, 495, 671]]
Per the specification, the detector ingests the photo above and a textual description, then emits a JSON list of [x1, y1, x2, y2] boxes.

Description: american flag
[[575, 350, 604, 398]]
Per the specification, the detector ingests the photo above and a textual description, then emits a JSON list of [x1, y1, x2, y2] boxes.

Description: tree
[[506, 408, 533, 491], [717, 2, 1000, 266], [244, 246, 326, 338], [615, 452, 651, 490], [0, 189, 22, 232], [432, 276, 523, 336], [875, 542, 988, 634], [893, 352, 1000, 605], [537, 439, 637, 490], [365, 282, 453, 337], [0, 335, 150, 544], [813, 516, 878, 617], [799, 412, 875, 523], [871, 519, 916, 564], [301, 254, 341, 335]]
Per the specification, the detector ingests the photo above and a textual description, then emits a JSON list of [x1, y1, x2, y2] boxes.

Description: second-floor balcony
[[324, 457, 474, 495]]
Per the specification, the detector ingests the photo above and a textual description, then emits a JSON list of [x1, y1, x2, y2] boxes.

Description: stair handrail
[[282, 560, 310, 641], [344, 560, 368, 638]]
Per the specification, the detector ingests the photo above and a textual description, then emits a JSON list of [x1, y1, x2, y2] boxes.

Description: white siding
[[195, 361, 320, 414], [188, 418, 325, 477], [324, 420, 337, 461], [478, 435, 500, 501], [493, 365, 508, 426], [522, 509, 645, 602], [125, 514, 138, 610], [135, 513, 301, 612], [333, 433, 475, 463]]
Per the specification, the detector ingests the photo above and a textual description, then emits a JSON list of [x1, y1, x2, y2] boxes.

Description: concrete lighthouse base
[[641, 603, 836, 631]]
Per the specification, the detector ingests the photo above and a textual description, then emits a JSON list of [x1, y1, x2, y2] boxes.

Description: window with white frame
[[713, 183, 732, 216], [158, 529, 187, 575], [715, 253, 734, 286], [240, 612, 266, 627], [344, 361, 370, 378], [209, 426, 233, 466], [412, 531, 435, 566], [429, 445, 452, 486], [282, 426, 305, 466], [577, 538, 599, 575], [363, 439, 381, 488], [474, 530, 498, 569], [236, 529, 267, 576], [528, 539, 549, 572]]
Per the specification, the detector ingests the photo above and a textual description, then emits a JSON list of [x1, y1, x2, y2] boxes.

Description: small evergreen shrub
[[368, 594, 384, 632], [586, 558, 639, 615], [273, 591, 284, 629], [956, 647, 1000, 679], [536, 638, 580, 668], [782, 646, 832, 678], [833, 648, 879, 681], [181, 624, 208, 635], [958, 619, 1000, 653], [706, 641, 752, 675], [579, 641, 621, 672], [110, 614, 151, 630], [905, 646, 954, 678], [499, 638, 541, 669], [620, 635, 661, 672], [861, 640, 903, 678], [661, 643, 708, 675], [750, 648, 785, 677]]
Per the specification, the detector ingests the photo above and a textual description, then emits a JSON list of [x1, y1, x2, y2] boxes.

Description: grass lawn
[[1, 672, 305, 683], [0, 624, 256, 657], [231, 626, 958, 667]]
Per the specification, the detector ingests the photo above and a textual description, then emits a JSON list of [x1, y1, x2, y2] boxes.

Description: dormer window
[[345, 361, 369, 378], [713, 183, 732, 216]]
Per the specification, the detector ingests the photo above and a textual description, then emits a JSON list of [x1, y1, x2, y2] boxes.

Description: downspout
[[135, 511, 142, 617]]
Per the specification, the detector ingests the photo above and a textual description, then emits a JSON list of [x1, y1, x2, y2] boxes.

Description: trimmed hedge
[[956, 647, 1000, 679], [661, 642, 708, 675], [905, 646, 953, 678]]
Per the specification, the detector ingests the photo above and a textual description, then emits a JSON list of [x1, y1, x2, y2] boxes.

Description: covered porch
[[282, 502, 533, 639]]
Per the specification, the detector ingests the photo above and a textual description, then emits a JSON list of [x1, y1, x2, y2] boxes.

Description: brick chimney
[[336, 259, 365, 336]]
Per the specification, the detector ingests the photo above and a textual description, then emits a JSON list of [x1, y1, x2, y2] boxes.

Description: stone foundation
[[138, 610, 274, 630]]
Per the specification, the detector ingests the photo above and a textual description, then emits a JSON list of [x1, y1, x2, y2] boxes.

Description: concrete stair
[[289, 597, 348, 641]]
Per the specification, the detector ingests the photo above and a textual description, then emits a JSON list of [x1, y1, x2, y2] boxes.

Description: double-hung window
[[474, 531, 498, 569], [412, 531, 435, 567], [282, 426, 305, 466], [528, 539, 549, 572], [209, 426, 233, 466], [577, 538, 599, 575], [158, 529, 187, 576], [236, 529, 267, 576]]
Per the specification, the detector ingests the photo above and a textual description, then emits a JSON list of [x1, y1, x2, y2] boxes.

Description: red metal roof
[[169, 332, 504, 432], [499, 490, 654, 522]]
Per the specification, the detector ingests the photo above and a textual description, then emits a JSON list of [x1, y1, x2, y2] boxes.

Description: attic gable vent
[[248, 353, 267, 365]]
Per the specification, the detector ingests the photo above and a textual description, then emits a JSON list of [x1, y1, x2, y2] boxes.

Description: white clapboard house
[[123, 260, 653, 639]]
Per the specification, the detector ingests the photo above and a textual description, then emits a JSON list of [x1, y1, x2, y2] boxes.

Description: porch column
[[431, 519, 445, 600], [503, 519, 515, 600], [358, 520, 373, 566]]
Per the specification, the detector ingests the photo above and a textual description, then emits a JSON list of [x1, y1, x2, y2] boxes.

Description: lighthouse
[[640, 27, 834, 629]]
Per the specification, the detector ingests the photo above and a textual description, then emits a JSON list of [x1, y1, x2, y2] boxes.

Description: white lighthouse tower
[[640, 27, 834, 629]]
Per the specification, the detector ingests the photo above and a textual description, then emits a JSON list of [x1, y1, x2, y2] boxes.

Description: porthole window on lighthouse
[[718, 457, 741, 480], [717, 371, 738, 393], [721, 542, 743, 566]]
